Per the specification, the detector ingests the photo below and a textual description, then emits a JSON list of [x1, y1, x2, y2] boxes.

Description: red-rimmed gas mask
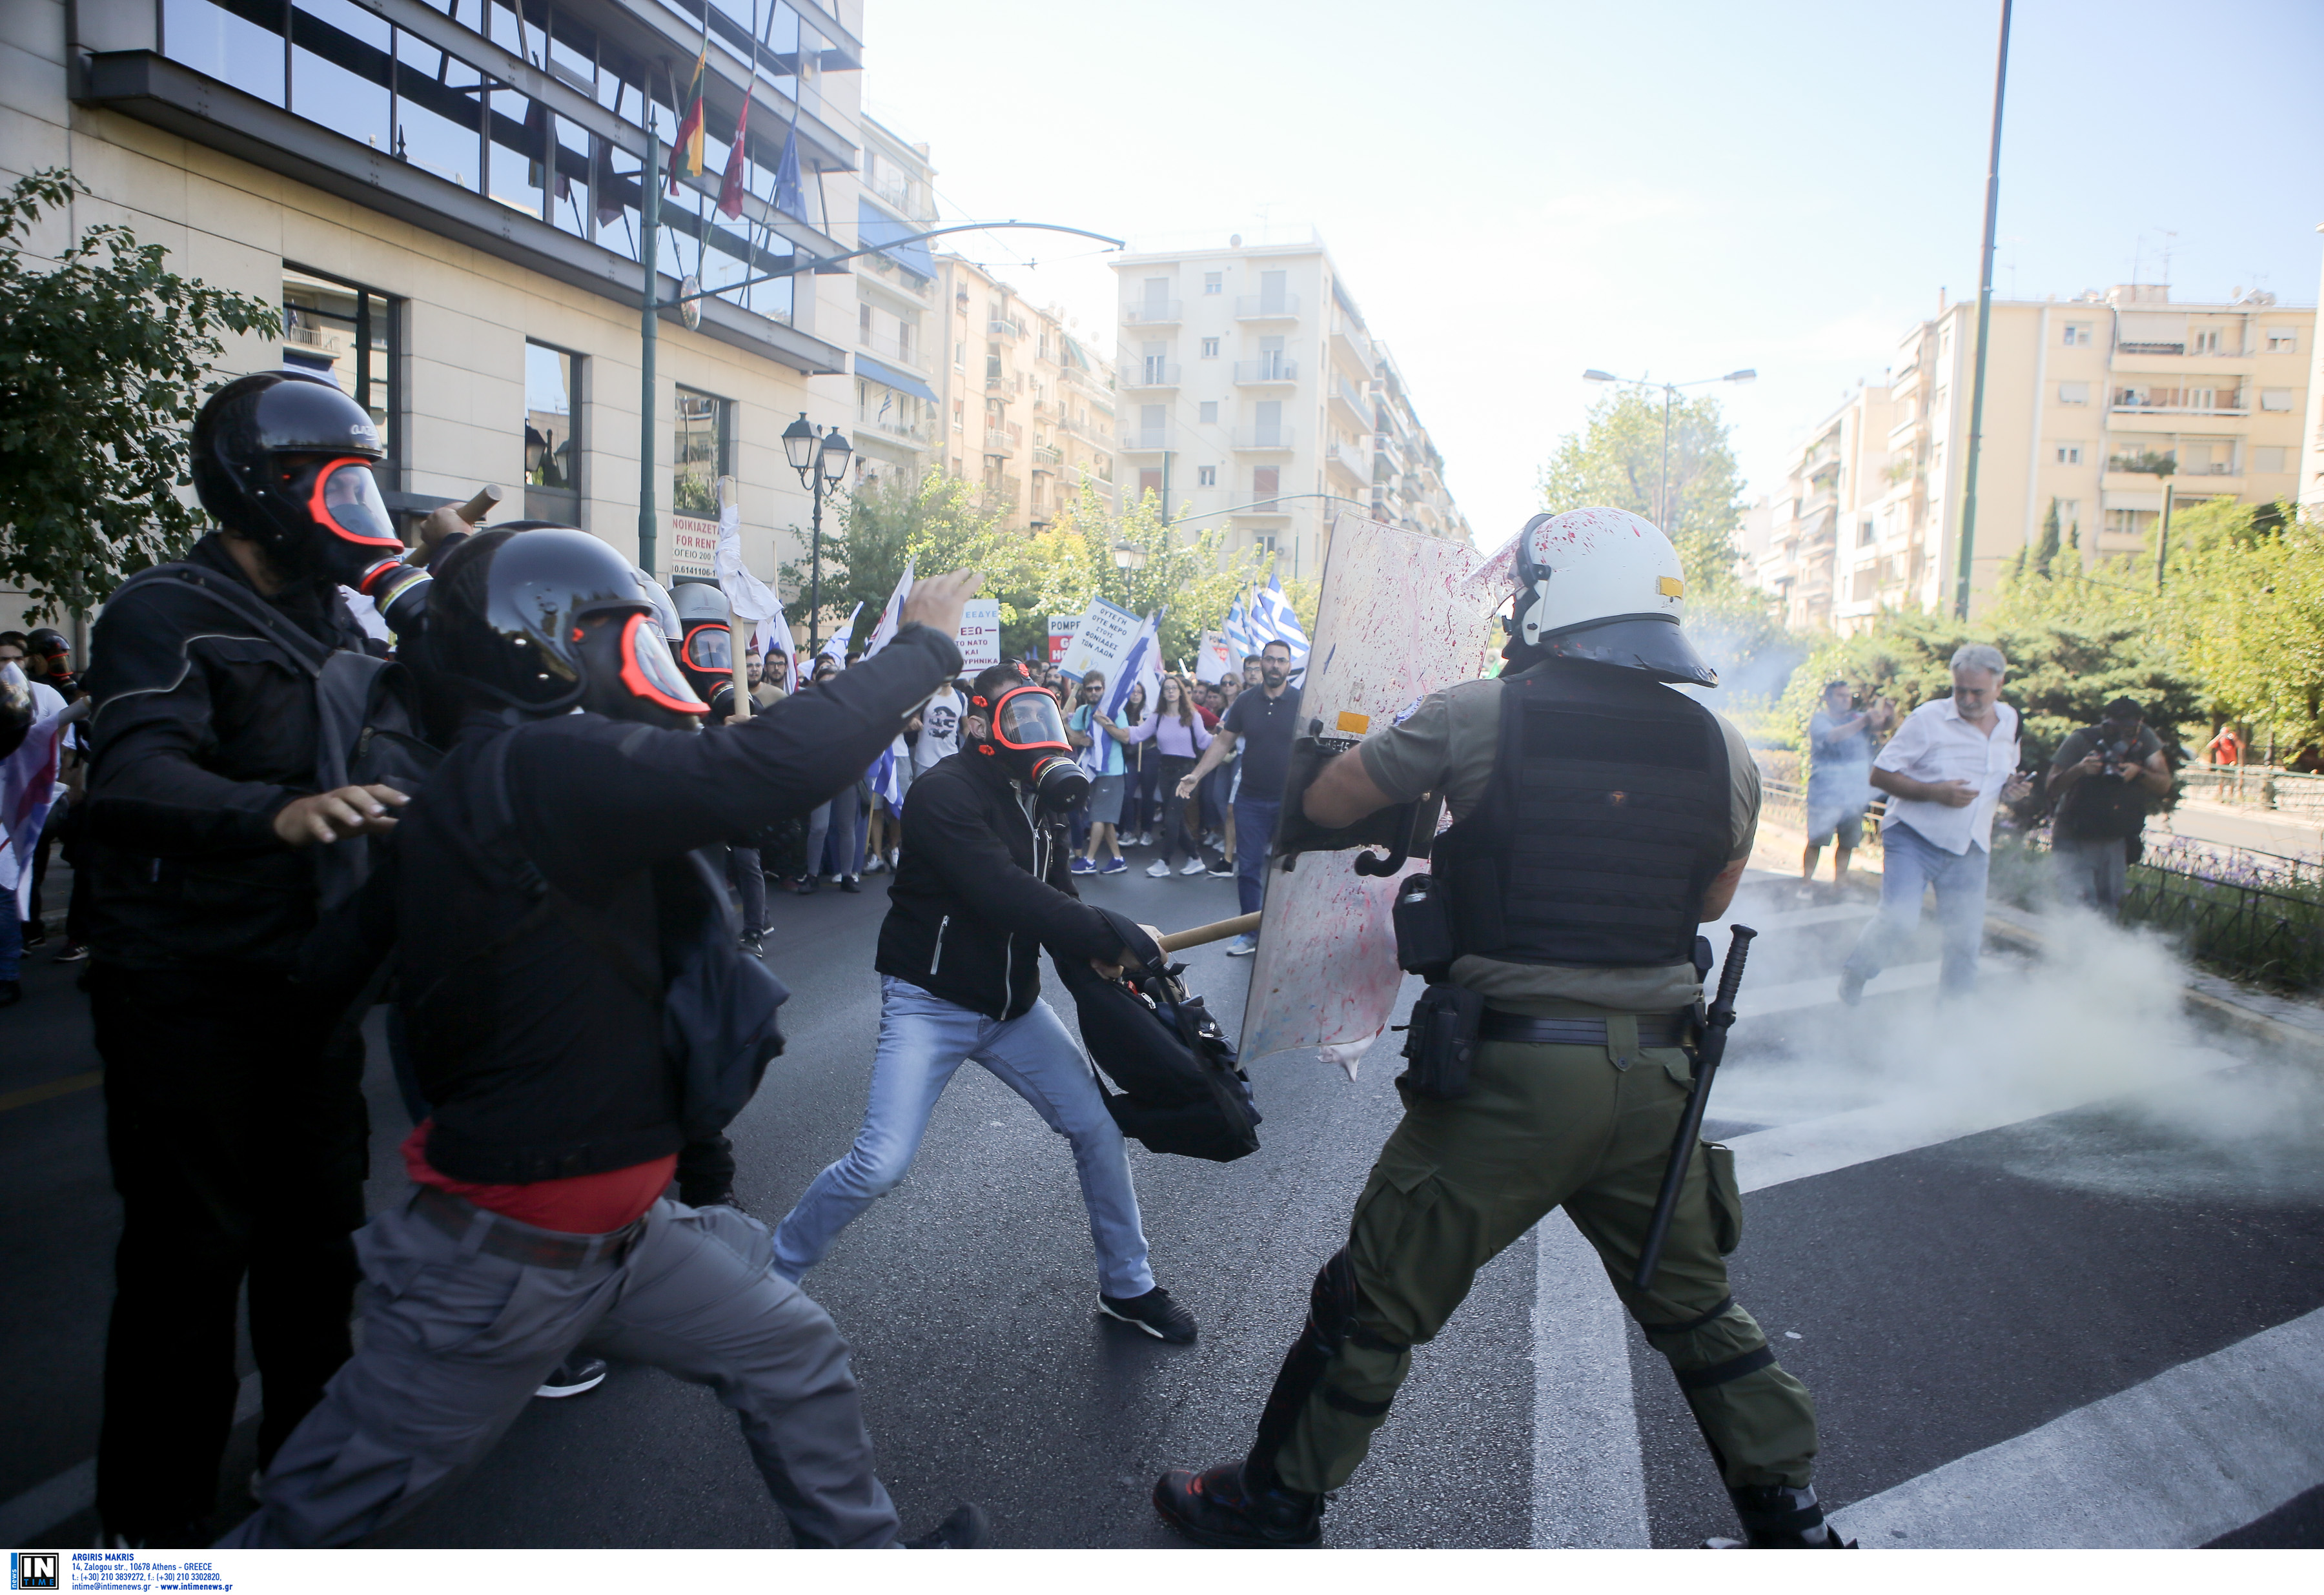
[[678, 620, 733, 703], [578, 610, 709, 729], [971, 678, 1087, 811], [289, 456, 405, 589]]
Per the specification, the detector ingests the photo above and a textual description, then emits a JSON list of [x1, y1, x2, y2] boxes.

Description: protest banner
[[1046, 614, 1079, 664], [1055, 596, 1141, 686], [956, 598, 1002, 669]]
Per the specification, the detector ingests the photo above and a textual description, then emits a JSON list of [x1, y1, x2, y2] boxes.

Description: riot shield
[[1239, 514, 1502, 1079]]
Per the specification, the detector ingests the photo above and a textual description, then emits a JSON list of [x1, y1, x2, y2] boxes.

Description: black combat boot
[[1704, 1483, 1855, 1548], [1152, 1461, 1322, 1548]]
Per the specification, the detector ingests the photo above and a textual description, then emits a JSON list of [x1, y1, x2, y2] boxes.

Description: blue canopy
[[857, 197, 935, 279], [856, 354, 936, 403]]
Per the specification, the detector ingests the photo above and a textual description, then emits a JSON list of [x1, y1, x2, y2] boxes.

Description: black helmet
[[428, 525, 707, 729], [190, 372, 400, 584], [25, 627, 70, 664]]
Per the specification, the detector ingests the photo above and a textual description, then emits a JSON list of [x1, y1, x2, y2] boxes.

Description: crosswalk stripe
[[1530, 1211, 1650, 1547], [1830, 1305, 2324, 1547], [1726, 1044, 2247, 1195]]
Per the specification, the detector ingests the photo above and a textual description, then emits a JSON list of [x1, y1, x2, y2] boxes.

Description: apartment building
[[1110, 232, 1469, 582], [1751, 281, 2313, 631], [4, 0, 902, 636], [2301, 229, 2324, 523], [846, 112, 938, 488], [933, 254, 1115, 532]]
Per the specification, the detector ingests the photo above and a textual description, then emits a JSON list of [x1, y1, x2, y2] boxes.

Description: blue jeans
[[1232, 797, 1281, 919], [0, 897, 19, 980], [1842, 822, 1991, 995], [771, 977, 1155, 1297], [807, 796, 864, 879]]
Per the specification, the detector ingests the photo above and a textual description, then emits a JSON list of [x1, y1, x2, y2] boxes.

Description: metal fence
[[2121, 844, 2324, 991], [2177, 766, 2324, 822]]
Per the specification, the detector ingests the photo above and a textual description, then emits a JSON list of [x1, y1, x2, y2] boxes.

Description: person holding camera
[[2046, 698, 2169, 917], [1801, 680, 1893, 888]]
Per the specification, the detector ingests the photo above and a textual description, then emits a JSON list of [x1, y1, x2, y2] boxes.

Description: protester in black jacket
[[78, 374, 429, 1548], [223, 531, 987, 1550], [771, 661, 1199, 1344]]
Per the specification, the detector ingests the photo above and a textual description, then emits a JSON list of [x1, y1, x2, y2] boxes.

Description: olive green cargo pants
[[1272, 1010, 1819, 1497]]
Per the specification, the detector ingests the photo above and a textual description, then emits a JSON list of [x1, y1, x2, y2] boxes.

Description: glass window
[[292, 0, 391, 150], [525, 341, 582, 521], [1198, 401, 1218, 424], [281, 265, 401, 481], [1203, 272, 1222, 294], [164, 0, 285, 107], [1200, 337, 1219, 358], [673, 387, 732, 514], [1197, 465, 1216, 487], [2057, 381, 2088, 405], [394, 28, 483, 190]]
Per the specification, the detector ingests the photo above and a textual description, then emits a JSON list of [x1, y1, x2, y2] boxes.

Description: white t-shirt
[[913, 687, 964, 773]]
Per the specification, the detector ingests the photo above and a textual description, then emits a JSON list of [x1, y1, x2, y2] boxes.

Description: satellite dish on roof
[[678, 274, 702, 330]]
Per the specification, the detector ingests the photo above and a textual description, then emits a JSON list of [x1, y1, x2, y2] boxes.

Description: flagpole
[[639, 123, 660, 578]]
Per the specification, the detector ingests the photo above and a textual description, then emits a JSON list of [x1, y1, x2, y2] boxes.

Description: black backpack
[[1052, 952, 1261, 1162]]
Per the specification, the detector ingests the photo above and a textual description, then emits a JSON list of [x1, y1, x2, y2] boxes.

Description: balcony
[[1232, 424, 1296, 451], [989, 316, 1023, 339], [1234, 292, 1301, 320], [856, 412, 933, 445], [1330, 378, 1374, 426], [1232, 357, 1300, 385], [1032, 444, 1063, 468], [2111, 386, 2246, 415], [983, 423, 1021, 457], [1119, 426, 1172, 453], [1122, 300, 1183, 326], [1371, 432, 1407, 477], [1120, 362, 1182, 389], [1331, 314, 1375, 371], [1327, 440, 1369, 480]]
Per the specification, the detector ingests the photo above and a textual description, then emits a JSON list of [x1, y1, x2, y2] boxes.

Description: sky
[[862, 0, 2324, 544]]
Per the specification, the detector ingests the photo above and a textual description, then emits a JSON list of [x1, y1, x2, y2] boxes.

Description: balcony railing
[[1119, 427, 1171, 452], [1232, 423, 1295, 451], [989, 316, 1023, 339], [1327, 440, 1368, 477], [983, 423, 1021, 456], [1121, 362, 1181, 389], [1121, 300, 1183, 325], [1032, 444, 1063, 468], [1331, 378, 1374, 422], [2116, 341, 2186, 357], [1234, 293, 1300, 320], [857, 413, 933, 444], [2112, 387, 2245, 414], [1233, 358, 1300, 385]]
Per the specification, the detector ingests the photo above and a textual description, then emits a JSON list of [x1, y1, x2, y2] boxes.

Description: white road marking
[[1727, 1045, 2247, 1195], [1529, 1211, 1650, 1548], [1831, 1305, 2324, 1548], [0, 1372, 261, 1545], [1742, 960, 1940, 1018]]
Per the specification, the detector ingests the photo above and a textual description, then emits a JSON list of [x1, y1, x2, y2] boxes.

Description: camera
[[2094, 734, 2132, 777]]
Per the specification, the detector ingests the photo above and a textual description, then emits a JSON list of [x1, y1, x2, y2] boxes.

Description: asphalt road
[[5, 844, 2321, 1550]]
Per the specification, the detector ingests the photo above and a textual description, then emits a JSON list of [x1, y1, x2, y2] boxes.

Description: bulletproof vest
[[1433, 658, 1733, 968]]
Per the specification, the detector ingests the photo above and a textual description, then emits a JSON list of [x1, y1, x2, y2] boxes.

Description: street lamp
[[784, 412, 853, 656], [1111, 538, 1147, 571], [1582, 367, 1756, 531]]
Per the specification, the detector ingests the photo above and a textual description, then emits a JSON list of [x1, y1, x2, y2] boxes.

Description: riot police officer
[[1154, 507, 1841, 1550]]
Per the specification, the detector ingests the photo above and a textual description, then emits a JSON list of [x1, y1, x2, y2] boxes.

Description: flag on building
[[716, 90, 753, 219], [667, 41, 709, 194], [773, 118, 803, 219], [861, 559, 914, 659]]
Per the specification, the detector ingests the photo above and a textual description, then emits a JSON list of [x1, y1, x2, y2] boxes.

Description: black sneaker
[[535, 1356, 608, 1398], [793, 876, 819, 896], [1704, 1483, 1855, 1548], [1153, 1462, 1321, 1548], [902, 1502, 990, 1548], [1206, 860, 1236, 878], [740, 931, 766, 956], [839, 877, 862, 894], [21, 922, 46, 950], [55, 941, 89, 962], [1099, 1285, 1197, 1343]]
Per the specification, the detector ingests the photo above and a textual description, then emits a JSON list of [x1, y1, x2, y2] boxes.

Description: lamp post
[[782, 412, 852, 657], [1581, 368, 1757, 531]]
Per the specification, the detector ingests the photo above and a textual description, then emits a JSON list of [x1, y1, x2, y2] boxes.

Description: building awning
[[858, 198, 935, 278], [2102, 489, 2165, 512], [856, 355, 937, 403]]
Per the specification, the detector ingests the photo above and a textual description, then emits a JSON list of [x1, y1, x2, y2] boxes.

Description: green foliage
[[0, 168, 283, 617], [779, 471, 1010, 653], [2034, 498, 2061, 580], [2152, 498, 2324, 746], [1536, 387, 1748, 591]]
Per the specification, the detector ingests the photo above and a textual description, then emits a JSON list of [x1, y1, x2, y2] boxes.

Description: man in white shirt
[[1840, 644, 2032, 1004]]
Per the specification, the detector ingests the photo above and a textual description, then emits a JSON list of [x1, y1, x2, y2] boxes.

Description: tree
[[1537, 388, 1748, 590], [1045, 483, 1270, 664], [779, 471, 1012, 654], [0, 168, 283, 617], [2153, 498, 2324, 749], [2034, 497, 2061, 579]]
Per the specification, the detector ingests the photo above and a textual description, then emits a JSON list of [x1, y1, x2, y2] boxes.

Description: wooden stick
[[1156, 912, 1260, 953], [456, 485, 505, 523]]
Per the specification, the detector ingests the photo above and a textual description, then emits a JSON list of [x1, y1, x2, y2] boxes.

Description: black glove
[[1093, 907, 1164, 975]]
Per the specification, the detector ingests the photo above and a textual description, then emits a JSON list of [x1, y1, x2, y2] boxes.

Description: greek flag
[[1256, 576, 1309, 664], [1223, 591, 1257, 665], [1103, 609, 1162, 721], [819, 602, 863, 666]]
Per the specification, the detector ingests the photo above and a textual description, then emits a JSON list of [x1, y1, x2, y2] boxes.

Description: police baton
[[1631, 924, 1756, 1294]]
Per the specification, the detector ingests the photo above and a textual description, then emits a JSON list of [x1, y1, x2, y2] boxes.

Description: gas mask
[[972, 679, 1088, 812], [577, 611, 709, 731], [678, 620, 734, 705], [291, 454, 406, 589]]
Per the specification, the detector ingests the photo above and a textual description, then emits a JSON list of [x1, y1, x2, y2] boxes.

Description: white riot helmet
[[1509, 506, 1717, 687]]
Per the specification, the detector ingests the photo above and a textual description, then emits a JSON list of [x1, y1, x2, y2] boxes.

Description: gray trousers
[[2051, 833, 2129, 916], [220, 1193, 899, 1547]]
